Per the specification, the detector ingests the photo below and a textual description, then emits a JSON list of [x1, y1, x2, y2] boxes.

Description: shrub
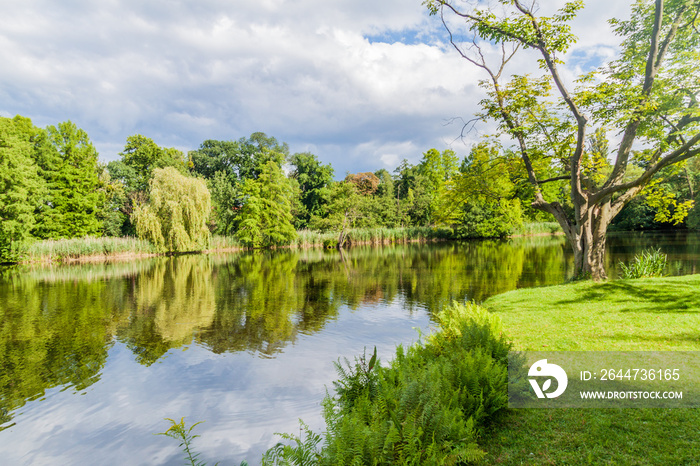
[[618, 248, 667, 279], [264, 302, 511, 465]]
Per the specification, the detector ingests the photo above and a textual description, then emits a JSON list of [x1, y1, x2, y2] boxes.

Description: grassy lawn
[[478, 275, 700, 465]]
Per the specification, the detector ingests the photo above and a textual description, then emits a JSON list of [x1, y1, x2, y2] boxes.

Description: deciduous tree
[[132, 167, 211, 252], [290, 152, 334, 227], [427, 0, 700, 279]]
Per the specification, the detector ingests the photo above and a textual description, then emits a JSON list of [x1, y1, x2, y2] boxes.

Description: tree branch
[[540, 175, 571, 184], [592, 131, 700, 203], [603, 0, 689, 191]]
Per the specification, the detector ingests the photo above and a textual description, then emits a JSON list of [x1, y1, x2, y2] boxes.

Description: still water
[[1, 232, 699, 465]]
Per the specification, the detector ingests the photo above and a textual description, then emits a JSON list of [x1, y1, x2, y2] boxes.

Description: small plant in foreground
[[157, 417, 208, 466], [263, 302, 510, 465], [618, 248, 667, 279], [158, 418, 250, 466], [262, 420, 323, 466]]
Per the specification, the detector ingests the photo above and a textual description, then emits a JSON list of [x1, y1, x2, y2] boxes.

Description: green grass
[[478, 275, 700, 465]]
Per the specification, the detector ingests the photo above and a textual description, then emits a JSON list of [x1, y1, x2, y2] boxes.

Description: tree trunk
[[564, 202, 613, 281]]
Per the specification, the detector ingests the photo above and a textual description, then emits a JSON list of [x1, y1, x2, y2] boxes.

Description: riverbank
[[260, 275, 700, 465], [13, 223, 561, 264], [477, 275, 700, 464]]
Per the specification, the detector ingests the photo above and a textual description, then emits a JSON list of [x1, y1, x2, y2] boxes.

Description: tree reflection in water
[[1, 232, 698, 428]]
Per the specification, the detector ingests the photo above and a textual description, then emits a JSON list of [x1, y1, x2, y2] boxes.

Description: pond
[[1, 231, 699, 465]]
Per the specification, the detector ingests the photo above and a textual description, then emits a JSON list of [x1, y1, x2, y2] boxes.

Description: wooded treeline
[[2, 114, 699, 259]]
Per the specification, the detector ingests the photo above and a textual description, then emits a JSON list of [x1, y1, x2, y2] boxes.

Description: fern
[[262, 420, 323, 466], [264, 301, 511, 465]]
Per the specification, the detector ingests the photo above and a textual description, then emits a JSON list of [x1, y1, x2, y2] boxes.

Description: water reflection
[[1, 232, 699, 462]]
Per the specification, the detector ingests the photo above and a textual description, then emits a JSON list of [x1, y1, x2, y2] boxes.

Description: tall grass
[[339, 226, 447, 246], [618, 248, 667, 279], [16, 223, 556, 263], [288, 227, 445, 249], [25, 236, 156, 262], [511, 221, 562, 236], [208, 235, 242, 250]]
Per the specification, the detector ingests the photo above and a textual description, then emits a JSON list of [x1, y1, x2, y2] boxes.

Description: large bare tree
[[426, 0, 700, 279]]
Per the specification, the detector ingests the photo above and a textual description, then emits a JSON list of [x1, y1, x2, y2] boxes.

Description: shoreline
[[11, 229, 568, 266]]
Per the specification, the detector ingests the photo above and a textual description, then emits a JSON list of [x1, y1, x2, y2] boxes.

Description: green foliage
[[32, 121, 104, 239], [290, 152, 334, 228], [265, 302, 511, 465], [453, 199, 522, 239], [687, 201, 700, 230], [0, 116, 45, 262], [119, 135, 188, 192], [394, 160, 433, 226], [189, 133, 289, 184], [107, 135, 189, 238], [511, 221, 562, 236], [208, 171, 241, 235], [262, 420, 323, 466], [133, 167, 212, 252], [418, 148, 458, 192], [436, 143, 523, 238], [618, 248, 667, 279], [309, 181, 362, 246], [157, 417, 207, 466], [418, 148, 459, 220], [331, 346, 379, 412], [235, 161, 297, 248]]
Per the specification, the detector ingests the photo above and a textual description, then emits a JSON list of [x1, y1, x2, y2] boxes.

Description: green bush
[[453, 199, 522, 239], [618, 248, 667, 279], [264, 302, 511, 465]]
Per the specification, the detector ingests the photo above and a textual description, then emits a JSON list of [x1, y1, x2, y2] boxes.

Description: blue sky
[[0, 0, 630, 176]]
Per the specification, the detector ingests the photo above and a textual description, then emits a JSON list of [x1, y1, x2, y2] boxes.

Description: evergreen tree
[[32, 121, 103, 239], [0, 116, 45, 260], [235, 161, 297, 247]]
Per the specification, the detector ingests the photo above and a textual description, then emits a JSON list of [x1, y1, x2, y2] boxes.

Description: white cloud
[[0, 0, 631, 175]]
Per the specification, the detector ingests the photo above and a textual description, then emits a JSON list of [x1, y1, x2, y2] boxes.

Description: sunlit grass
[[477, 275, 700, 465]]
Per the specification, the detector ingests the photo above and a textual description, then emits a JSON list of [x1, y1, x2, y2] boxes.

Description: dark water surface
[[1, 232, 699, 464]]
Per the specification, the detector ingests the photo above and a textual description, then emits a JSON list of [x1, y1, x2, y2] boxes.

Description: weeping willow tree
[[132, 167, 211, 252]]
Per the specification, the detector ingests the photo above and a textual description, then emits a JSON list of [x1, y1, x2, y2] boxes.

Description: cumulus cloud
[[0, 0, 631, 175]]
